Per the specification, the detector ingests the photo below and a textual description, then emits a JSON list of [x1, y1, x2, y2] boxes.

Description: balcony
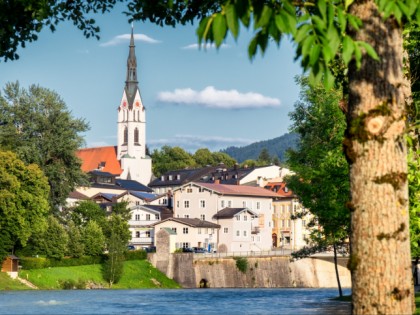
[[130, 237, 154, 245]]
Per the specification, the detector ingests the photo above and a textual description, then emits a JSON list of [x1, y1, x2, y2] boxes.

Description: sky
[[0, 6, 303, 153]]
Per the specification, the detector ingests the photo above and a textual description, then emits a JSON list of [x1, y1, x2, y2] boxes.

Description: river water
[[0, 288, 351, 314]]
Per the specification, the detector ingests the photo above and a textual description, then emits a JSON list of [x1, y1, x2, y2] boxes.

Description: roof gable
[[154, 217, 220, 228], [213, 207, 258, 219]]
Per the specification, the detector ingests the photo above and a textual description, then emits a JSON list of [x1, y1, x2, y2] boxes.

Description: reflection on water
[[0, 288, 351, 314]]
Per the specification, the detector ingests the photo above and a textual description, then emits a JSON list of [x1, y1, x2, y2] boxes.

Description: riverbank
[[1, 260, 180, 290]]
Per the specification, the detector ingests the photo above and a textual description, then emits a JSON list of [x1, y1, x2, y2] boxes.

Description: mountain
[[220, 133, 299, 163]]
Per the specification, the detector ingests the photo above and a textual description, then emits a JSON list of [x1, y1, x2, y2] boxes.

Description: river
[[0, 288, 351, 314]]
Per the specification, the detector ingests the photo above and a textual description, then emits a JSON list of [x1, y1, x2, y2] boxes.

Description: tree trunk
[[333, 242, 343, 298], [346, 1, 413, 314]]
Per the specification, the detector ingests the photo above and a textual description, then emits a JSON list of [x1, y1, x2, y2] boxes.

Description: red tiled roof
[[192, 182, 279, 198], [264, 182, 294, 197], [76, 146, 122, 175]]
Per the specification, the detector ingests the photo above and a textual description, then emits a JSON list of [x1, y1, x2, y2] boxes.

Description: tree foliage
[[82, 220, 106, 256], [0, 150, 50, 261], [67, 220, 85, 258], [0, 82, 89, 209], [41, 215, 69, 260], [0, 0, 119, 61], [70, 200, 107, 228], [103, 232, 125, 287]]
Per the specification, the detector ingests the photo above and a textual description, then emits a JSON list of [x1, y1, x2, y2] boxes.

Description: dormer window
[[168, 175, 173, 180], [161, 175, 165, 181], [176, 174, 181, 180]]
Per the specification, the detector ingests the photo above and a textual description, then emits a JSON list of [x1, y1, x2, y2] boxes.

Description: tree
[[41, 215, 69, 260], [103, 232, 125, 287], [286, 76, 350, 297], [3, 0, 419, 312], [194, 148, 216, 167], [151, 145, 197, 176], [0, 150, 50, 261], [71, 200, 107, 228], [257, 148, 271, 165], [125, 1, 418, 312], [82, 220, 105, 256], [67, 220, 85, 258], [0, 82, 89, 209], [211, 151, 237, 168]]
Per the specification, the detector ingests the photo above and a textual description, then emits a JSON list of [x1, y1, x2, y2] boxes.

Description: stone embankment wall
[[148, 253, 351, 289]]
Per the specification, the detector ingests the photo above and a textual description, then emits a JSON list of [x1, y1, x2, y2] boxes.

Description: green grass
[[19, 260, 180, 290], [0, 273, 32, 290], [415, 292, 420, 315]]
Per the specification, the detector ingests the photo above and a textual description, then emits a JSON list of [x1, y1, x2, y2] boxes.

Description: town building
[[170, 181, 279, 252], [76, 27, 152, 186], [264, 182, 312, 250]]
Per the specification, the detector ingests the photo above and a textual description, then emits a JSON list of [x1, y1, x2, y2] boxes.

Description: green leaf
[[345, 0, 355, 10], [323, 68, 335, 90], [318, 0, 327, 19], [225, 4, 239, 39], [322, 45, 334, 64], [310, 45, 321, 67], [212, 13, 227, 47], [295, 24, 311, 43], [312, 15, 326, 32], [337, 9, 346, 33], [255, 5, 273, 29], [248, 36, 258, 59], [275, 12, 288, 33], [342, 36, 354, 65], [347, 14, 361, 31], [196, 16, 210, 44], [301, 35, 315, 61], [358, 41, 379, 61], [354, 44, 362, 68]]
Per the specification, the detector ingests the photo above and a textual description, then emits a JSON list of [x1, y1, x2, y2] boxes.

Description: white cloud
[[157, 86, 281, 109], [148, 134, 255, 152], [100, 34, 161, 47], [182, 43, 230, 50]]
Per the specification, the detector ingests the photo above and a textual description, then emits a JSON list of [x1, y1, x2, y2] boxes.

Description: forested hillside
[[220, 133, 299, 163]]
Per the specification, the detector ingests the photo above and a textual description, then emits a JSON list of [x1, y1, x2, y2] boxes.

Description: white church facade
[[77, 27, 152, 186]]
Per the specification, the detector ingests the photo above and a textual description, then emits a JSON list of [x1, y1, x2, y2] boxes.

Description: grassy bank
[[0, 273, 31, 290], [17, 260, 180, 290]]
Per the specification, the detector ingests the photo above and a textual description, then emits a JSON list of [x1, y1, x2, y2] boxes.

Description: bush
[[125, 250, 147, 261], [20, 256, 105, 270], [20, 257, 50, 270], [234, 257, 248, 273], [59, 279, 86, 290]]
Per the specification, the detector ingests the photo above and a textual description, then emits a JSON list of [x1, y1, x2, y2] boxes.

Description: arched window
[[123, 127, 128, 145], [134, 128, 139, 145]]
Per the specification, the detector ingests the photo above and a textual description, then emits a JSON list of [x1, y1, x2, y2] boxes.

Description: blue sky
[[0, 7, 303, 153]]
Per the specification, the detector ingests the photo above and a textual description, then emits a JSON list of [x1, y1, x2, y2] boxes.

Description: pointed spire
[[125, 24, 138, 108]]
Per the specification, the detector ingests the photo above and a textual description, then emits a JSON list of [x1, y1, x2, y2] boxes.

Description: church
[[77, 27, 152, 186]]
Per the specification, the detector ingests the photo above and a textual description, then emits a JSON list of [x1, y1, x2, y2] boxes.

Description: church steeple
[[125, 25, 139, 109]]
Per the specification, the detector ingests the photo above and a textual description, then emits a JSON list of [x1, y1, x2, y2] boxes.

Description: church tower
[[117, 26, 152, 185]]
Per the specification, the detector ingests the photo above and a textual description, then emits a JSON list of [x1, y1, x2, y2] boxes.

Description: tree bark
[[333, 242, 343, 298], [346, 1, 413, 314]]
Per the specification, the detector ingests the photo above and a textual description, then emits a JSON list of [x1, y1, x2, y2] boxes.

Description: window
[[123, 127, 128, 144], [198, 228, 202, 234], [168, 175, 173, 180], [155, 214, 160, 220], [256, 202, 261, 210], [146, 214, 151, 221], [235, 215, 240, 221], [135, 231, 140, 238], [200, 200, 206, 208], [161, 175, 165, 181], [236, 230, 240, 236], [282, 220, 285, 228], [134, 127, 139, 144], [287, 220, 291, 227], [135, 214, 140, 221], [145, 231, 151, 238], [243, 231, 247, 237], [176, 174, 181, 180], [187, 188, 193, 193], [227, 200, 232, 207], [184, 200, 190, 208], [244, 215, 248, 221], [200, 214, 205, 221], [182, 242, 190, 248], [211, 228, 215, 234], [224, 227, 229, 233], [221, 200, 225, 208], [176, 201, 180, 207], [183, 227, 189, 234], [205, 228, 209, 234], [243, 201, 247, 207], [184, 214, 190, 218], [172, 227, 177, 233]]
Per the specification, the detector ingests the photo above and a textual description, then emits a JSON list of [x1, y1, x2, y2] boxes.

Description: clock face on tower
[[123, 101, 127, 108], [135, 101, 140, 107]]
